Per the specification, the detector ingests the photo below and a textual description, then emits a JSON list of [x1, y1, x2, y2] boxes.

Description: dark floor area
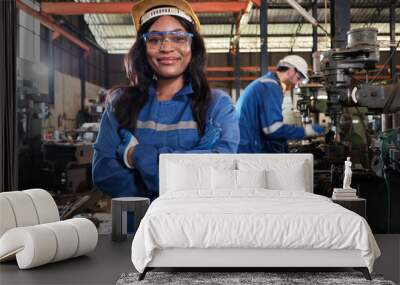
[[0, 235, 398, 285]]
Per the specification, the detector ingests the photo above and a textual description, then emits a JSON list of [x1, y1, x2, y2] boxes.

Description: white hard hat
[[277, 55, 309, 81]]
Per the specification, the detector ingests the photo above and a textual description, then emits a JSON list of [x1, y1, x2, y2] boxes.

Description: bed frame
[[138, 154, 371, 281], [140, 248, 370, 280]]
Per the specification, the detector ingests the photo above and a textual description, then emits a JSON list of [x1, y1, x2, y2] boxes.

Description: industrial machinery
[[42, 142, 93, 193], [312, 28, 400, 125], [293, 27, 400, 233], [17, 79, 51, 189], [16, 79, 106, 221], [318, 28, 380, 125], [41, 134, 108, 220]]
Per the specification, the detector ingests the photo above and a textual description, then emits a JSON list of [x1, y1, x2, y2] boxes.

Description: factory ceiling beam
[[84, 19, 400, 25], [16, 0, 90, 54], [252, 1, 400, 9], [251, 0, 260, 8], [41, 2, 248, 15], [95, 32, 400, 40]]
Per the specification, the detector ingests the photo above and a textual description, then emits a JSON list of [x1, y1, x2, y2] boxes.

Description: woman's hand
[[127, 146, 136, 167], [117, 128, 139, 168]]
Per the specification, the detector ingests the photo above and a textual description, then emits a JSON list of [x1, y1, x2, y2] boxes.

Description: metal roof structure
[[45, 0, 400, 53]]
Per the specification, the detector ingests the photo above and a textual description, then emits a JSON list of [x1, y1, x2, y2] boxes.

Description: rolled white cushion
[[0, 226, 57, 269], [0, 218, 98, 269], [42, 221, 79, 262], [0, 196, 17, 237], [64, 218, 98, 257], [23, 189, 60, 224], [0, 191, 39, 227]]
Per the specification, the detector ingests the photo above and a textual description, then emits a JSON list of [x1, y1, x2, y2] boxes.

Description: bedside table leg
[[354, 267, 371, 280]]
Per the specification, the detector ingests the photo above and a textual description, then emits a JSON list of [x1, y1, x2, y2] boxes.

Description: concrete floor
[[0, 235, 399, 285], [374, 234, 400, 284], [0, 235, 134, 285]]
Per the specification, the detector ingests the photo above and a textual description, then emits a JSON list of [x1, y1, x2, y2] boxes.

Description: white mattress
[[131, 190, 380, 273]]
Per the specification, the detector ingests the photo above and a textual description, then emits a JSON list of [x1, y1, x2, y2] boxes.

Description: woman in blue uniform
[[92, 0, 239, 200]]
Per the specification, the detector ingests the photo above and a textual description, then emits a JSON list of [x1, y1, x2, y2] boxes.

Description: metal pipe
[[330, 0, 350, 49], [48, 30, 55, 105], [79, 54, 86, 113], [78, 17, 86, 114], [41, 2, 248, 15], [312, 0, 318, 53], [285, 0, 318, 26], [260, 0, 268, 75], [389, 1, 397, 83], [105, 52, 109, 89], [234, 41, 241, 103]]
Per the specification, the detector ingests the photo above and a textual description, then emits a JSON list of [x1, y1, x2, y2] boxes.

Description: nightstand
[[331, 197, 366, 219], [111, 197, 150, 242]]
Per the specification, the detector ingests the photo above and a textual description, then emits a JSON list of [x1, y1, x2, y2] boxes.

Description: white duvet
[[131, 190, 380, 273]]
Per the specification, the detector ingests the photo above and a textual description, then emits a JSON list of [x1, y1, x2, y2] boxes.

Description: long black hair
[[111, 15, 211, 135]]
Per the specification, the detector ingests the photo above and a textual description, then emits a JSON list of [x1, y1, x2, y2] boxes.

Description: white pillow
[[167, 163, 211, 191], [237, 159, 309, 192], [236, 169, 267, 189], [266, 166, 307, 191], [211, 169, 267, 191], [211, 168, 237, 190]]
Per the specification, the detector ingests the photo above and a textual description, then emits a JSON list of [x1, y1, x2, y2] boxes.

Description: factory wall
[[106, 52, 314, 88], [54, 72, 104, 131], [18, 0, 397, 132], [105, 49, 397, 127], [106, 50, 398, 91], [18, 0, 106, 133], [107, 53, 128, 89]]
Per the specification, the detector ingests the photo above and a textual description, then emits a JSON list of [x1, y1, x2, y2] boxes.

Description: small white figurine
[[343, 157, 353, 189]]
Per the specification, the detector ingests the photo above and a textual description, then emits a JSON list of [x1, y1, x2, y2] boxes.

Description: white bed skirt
[[148, 248, 366, 268]]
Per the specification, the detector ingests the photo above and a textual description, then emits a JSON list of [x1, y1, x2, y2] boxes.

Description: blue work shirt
[[236, 72, 306, 153], [92, 82, 239, 198]]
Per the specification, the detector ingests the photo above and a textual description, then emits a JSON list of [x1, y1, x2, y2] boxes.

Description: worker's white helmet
[[277, 55, 309, 81]]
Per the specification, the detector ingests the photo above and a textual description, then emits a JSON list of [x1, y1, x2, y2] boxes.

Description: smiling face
[[145, 16, 192, 80]]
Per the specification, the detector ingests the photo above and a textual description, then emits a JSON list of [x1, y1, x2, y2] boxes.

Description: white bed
[[131, 154, 380, 280]]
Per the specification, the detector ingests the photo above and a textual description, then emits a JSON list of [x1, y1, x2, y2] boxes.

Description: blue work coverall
[[236, 72, 306, 153], [92, 83, 239, 199]]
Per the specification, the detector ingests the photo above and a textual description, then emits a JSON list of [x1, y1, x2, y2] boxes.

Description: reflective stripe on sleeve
[[262, 121, 284, 135], [258, 78, 279, 85], [137, 120, 198, 131]]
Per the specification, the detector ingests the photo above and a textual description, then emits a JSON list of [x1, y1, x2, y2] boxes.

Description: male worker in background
[[236, 55, 324, 153]]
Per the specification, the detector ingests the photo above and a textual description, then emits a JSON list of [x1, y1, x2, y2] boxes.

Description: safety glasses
[[142, 31, 193, 50], [292, 68, 302, 80]]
